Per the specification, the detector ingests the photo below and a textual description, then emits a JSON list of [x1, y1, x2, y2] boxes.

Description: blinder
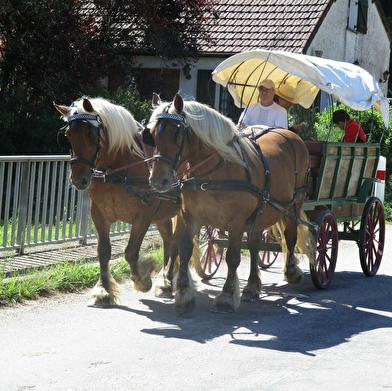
[[142, 126, 155, 147], [142, 111, 187, 148], [57, 113, 102, 150], [57, 125, 71, 149], [57, 113, 103, 168]]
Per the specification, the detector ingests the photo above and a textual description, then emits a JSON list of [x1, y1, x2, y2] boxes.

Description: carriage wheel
[[310, 209, 338, 289], [258, 229, 279, 269], [193, 226, 225, 279], [359, 197, 385, 277]]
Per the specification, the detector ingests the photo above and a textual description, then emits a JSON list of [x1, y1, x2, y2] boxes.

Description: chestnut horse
[[143, 93, 314, 315], [54, 97, 183, 306]]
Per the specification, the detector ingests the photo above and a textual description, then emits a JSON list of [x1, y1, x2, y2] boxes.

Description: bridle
[[150, 105, 191, 175], [57, 113, 103, 168]]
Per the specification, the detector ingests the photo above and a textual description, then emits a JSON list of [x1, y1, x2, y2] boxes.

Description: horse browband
[[68, 113, 102, 124], [156, 112, 188, 125]]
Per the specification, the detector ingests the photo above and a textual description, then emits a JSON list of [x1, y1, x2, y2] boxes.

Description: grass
[[0, 246, 165, 306]]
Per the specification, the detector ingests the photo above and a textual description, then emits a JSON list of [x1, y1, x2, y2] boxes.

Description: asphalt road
[[1, 227, 392, 391]]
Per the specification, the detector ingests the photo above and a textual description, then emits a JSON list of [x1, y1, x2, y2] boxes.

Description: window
[[196, 70, 215, 107], [130, 68, 180, 101], [348, 0, 368, 34], [219, 87, 242, 124]]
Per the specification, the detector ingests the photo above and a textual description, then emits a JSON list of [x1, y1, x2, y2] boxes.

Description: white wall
[[308, 0, 390, 96]]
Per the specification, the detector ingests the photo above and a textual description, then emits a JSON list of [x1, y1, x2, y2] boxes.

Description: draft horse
[[143, 93, 314, 315], [55, 97, 183, 306]]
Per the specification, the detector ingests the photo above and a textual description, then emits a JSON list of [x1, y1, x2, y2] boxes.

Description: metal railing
[[0, 155, 131, 256]]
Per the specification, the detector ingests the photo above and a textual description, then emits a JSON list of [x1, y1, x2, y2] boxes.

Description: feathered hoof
[[241, 289, 260, 303], [87, 282, 120, 307], [154, 284, 174, 298], [284, 265, 303, 285], [87, 292, 115, 307], [211, 292, 237, 313], [174, 297, 196, 316], [210, 301, 235, 313], [132, 276, 153, 293], [154, 270, 174, 298]]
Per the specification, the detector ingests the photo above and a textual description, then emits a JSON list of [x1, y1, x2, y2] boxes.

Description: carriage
[[194, 139, 385, 290], [191, 50, 388, 291], [56, 50, 388, 314]]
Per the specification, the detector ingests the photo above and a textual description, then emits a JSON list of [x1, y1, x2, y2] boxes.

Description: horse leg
[[283, 217, 303, 284], [211, 231, 242, 313], [88, 227, 121, 307], [154, 218, 177, 298], [125, 219, 156, 293], [174, 227, 196, 316], [241, 230, 262, 302]]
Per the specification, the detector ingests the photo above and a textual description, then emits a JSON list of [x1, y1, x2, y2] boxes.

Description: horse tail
[[270, 209, 316, 266], [295, 209, 316, 266]]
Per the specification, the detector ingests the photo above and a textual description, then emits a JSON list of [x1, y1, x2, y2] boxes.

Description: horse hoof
[[210, 301, 235, 313], [175, 297, 196, 316], [241, 290, 260, 303], [154, 286, 174, 298], [87, 296, 113, 308], [285, 267, 303, 285], [132, 277, 153, 293]]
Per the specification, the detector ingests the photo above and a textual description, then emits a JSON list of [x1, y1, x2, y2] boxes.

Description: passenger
[[332, 109, 366, 143], [237, 79, 287, 129], [274, 84, 306, 134]]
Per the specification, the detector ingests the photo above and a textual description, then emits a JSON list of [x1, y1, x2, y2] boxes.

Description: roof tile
[[201, 0, 333, 53]]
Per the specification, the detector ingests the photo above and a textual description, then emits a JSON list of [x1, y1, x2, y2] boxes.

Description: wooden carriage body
[[304, 141, 380, 223]]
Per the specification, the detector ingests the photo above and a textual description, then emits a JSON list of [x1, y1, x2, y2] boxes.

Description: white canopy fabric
[[212, 49, 390, 128]]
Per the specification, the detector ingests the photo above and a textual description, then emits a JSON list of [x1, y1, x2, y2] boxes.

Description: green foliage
[[0, 89, 63, 154], [0, 244, 164, 305], [82, 81, 152, 123], [0, 260, 127, 305], [0, 0, 218, 154], [0, 83, 151, 154]]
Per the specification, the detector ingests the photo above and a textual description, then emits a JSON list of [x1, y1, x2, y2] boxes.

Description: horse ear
[[152, 92, 161, 108], [83, 98, 94, 112], [173, 93, 183, 114], [53, 102, 71, 116]]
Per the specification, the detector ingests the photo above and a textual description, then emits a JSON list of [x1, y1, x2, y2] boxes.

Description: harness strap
[[178, 178, 308, 224]]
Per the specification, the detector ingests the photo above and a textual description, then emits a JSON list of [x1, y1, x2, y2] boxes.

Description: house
[[130, 0, 391, 121]]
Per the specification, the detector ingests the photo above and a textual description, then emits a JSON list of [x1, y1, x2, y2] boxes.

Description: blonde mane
[[150, 99, 259, 165], [68, 97, 144, 157]]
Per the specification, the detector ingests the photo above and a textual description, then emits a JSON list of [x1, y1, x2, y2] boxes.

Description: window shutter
[[357, 0, 368, 34]]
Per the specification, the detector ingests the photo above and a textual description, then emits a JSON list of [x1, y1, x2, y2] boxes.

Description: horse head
[[144, 93, 190, 192], [54, 98, 103, 190]]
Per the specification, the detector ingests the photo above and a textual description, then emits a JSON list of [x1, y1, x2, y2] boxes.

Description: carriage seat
[[304, 140, 324, 168]]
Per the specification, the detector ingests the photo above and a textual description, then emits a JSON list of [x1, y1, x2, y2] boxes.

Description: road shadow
[[109, 269, 392, 356]]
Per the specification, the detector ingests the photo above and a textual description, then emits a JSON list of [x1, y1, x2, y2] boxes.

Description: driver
[[237, 79, 287, 129]]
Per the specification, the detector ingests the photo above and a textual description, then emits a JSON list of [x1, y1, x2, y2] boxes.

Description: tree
[[0, 0, 218, 153]]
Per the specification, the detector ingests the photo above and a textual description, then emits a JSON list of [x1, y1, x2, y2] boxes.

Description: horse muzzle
[[70, 169, 93, 190], [149, 171, 174, 193]]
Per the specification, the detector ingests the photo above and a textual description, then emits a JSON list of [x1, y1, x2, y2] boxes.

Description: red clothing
[[344, 119, 366, 143]]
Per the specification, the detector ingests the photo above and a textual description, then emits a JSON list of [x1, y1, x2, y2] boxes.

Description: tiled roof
[[200, 0, 334, 54]]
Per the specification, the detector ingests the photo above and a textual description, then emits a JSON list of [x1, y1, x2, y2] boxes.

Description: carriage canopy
[[212, 49, 390, 128]]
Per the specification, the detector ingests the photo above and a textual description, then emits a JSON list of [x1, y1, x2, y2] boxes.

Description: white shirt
[[238, 101, 288, 129]]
